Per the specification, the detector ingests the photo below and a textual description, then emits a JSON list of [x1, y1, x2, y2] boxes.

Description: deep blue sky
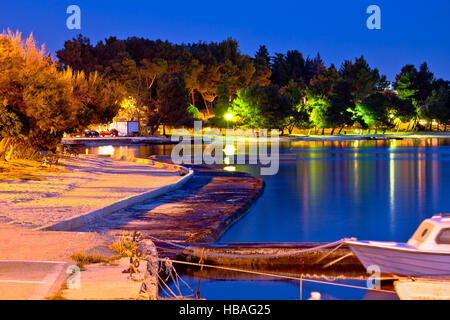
[[1, 0, 449, 81]]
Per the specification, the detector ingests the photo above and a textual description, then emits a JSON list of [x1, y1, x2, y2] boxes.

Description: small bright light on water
[[224, 113, 234, 121], [223, 144, 236, 156], [98, 145, 115, 155], [224, 157, 230, 165], [224, 166, 236, 172]]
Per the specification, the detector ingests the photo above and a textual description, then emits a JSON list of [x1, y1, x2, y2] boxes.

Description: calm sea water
[[87, 138, 450, 300]]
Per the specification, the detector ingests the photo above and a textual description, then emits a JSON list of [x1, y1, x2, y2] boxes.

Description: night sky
[[1, 0, 449, 81]]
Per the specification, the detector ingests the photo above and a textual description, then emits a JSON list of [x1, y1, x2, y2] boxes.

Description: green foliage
[[340, 56, 385, 101], [309, 64, 340, 96], [252, 45, 271, 86], [0, 105, 28, 138], [354, 93, 390, 129], [231, 84, 292, 131], [308, 94, 331, 129], [281, 82, 310, 132], [395, 65, 419, 105], [187, 104, 200, 120], [156, 72, 193, 128], [421, 87, 450, 124], [48, 33, 450, 134], [212, 76, 231, 127], [387, 94, 416, 123], [394, 63, 434, 109], [327, 80, 354, 128], [231, 87, 265, 129]]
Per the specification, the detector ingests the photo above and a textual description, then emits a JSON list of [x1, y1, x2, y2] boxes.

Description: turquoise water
[[87, 138, 450, 299]]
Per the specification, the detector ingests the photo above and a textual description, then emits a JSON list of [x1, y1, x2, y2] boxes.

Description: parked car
[[84, 129, 99, 137], [99, 129, 119, 137]]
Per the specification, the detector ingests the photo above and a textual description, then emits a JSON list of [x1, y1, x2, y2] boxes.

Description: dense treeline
[[1, 31, 450, 160], [57, 34, 450, 135], [56, 35, 271, 133], [0, 31, 122, 159]]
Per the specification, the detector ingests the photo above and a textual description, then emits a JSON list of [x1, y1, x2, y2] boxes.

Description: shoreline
[[77, 162, 266, 244], [62, 132, 450, 147]]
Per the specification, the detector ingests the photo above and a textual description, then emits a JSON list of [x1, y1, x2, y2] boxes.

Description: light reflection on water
[[85, 138, 450, 299]]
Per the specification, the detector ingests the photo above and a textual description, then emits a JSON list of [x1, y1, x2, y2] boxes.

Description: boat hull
[[347, 242, 450, 277]]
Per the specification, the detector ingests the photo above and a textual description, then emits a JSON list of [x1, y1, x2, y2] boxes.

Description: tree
[[421, 87, 450, 131], [252, 45, 271, 86], [395, 63, 435, 130], [0, 31, 122, 159], [56, 34, 98, 73], [230, 87, 262, 129], [231, 85, 292, 132], [270, 53, 289, 86], [395, 65, 418, 103], [327, 80, 354, 134], [70, 69, 123, 124], [304, 53, 324, 85], [184, 58, 204, 108], [309, 64, 340, 96], [415, 62, 434, 103], [211, 76, 231, 127], [154, 72, 193, 134], [280, 81, 310, 134], [353, 93, 391, 133], [0, 105, 27, 137], [308, 94, 331, 135], [385, 94, 416, 131], [340, 56, 385, 101]]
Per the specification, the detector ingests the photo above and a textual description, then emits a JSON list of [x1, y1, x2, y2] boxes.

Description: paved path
[[0, 260, 67, 300], [0, 155, 181, 228], [0, 224, 113, 299]]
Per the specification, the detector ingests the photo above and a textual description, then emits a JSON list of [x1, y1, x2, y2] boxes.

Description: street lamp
[[224, 112, 234, 129], [225, 113, 234, 121]]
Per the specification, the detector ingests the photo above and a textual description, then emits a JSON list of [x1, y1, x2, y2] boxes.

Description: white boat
[[345, 214, 450, 277], [395, 279, 450, 300]]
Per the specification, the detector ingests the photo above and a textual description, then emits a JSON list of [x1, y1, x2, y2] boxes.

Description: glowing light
[[224, 166, 236, 172], [223, 144, 236, 156], [98, 145, 115, 155], [224, 113, 234, 121], [224, 157, 230, 165]]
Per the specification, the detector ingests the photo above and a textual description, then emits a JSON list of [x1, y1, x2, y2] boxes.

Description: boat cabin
[[408, 214, 450, 252]]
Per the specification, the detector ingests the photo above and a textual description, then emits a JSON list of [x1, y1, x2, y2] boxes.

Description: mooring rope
[[142, 235, 402, 295], [151, 257, 397, 294]]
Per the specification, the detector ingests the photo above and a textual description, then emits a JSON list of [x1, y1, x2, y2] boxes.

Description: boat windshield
[[436, 228, 450, 244]]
